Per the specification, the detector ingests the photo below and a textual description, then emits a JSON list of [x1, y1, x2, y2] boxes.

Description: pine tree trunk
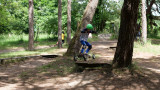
[[141, 0, 147, 44], [35, 27, 39, 41], [65, 0, 99, 56], [67, 0, 71, 44], [58, 0, 62, 48], [112, 0, 140, 68], [28, 0, 34, 51]]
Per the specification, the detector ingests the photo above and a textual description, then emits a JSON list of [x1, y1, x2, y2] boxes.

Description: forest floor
[[0, 36, 160, 90]]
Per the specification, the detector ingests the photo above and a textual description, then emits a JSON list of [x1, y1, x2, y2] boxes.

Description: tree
[[146, 0, 155, 14], [58, 0, 62, 48], [65, 0, 99, 56], [0, 1, 9, 34], [146, 0, 160, 35], [67, 0, 71, 44], [141, 0, 147, 44], [93, 0, 122, 32], [112, 0, 140, 68], [28, 0, 34, 51]]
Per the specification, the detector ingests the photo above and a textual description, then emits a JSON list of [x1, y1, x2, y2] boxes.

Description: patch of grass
[[128, 62, 141, 71], [111, 62, 142, 75], [99, 30, 111, 35], [0, 47, 60, 58], [0, 34, 57, 50], [0, 34, 28, 49], [148, 31, 160, 39], [1, 59, 24, 65], [0, 51, 39, 58], [0, 33, 69, 58], [88, 34, 99, 42], [134, 39, 160, 55], [37, 57, 78, 76], [112, 65, 141, 75], [19, 71, 29, 79], [110, 34, 118, 40], [112, 68, 130, 75], [35, 37, 57, 46], [17, 57, 82, 80]]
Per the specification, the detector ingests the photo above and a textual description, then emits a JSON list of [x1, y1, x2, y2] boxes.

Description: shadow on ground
[[0, 56, 160, 90]]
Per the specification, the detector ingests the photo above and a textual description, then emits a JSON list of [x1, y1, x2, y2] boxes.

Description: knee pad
[[82, 45, 86, 49], [88, 45, 92, 50]]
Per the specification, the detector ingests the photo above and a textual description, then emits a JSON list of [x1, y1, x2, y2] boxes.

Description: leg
[[62, 40, 64, 44], [85, 41, 92, 54], [80, 40, 86, 54]]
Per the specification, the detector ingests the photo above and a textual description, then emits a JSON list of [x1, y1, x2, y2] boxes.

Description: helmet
[[86, 24, 93, 30]]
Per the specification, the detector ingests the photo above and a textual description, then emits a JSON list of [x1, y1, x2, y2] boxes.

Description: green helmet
[[86, 24, 93, 30]]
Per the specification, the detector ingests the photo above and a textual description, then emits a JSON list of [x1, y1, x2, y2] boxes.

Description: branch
[[155, 3, 160, 13], [146, 0, 155, 14]]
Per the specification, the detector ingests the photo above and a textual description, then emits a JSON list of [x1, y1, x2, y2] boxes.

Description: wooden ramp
[[75, 60, 112, 68], [0, 54, 60, 64]]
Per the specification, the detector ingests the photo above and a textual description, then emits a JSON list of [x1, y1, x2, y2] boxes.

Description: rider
[[80, 24, 96, 55]]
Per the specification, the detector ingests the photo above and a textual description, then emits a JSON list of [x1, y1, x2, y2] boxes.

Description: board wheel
[[83, 54, 87, 61], [74, 55, 78, 61], [92, 54, 95, 59]]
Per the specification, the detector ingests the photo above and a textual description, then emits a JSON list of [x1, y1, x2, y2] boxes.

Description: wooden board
[[75, 60, 112, 68], [0, 54, 60, 64], [41, 55, 60, 58]]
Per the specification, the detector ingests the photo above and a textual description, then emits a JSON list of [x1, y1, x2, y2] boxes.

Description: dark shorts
[[80, 40, 91, 46]]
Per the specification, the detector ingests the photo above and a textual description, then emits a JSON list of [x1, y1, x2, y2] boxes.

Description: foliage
[[0, 0, 122, 35], [92, 0, 122, 33], [0, 0, 159, 39]]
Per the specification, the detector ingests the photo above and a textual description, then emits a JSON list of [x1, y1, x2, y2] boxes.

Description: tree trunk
[[35, 27, 39, 41], [94, 0, 102, 32], [58, 0, 62, 48], [141, 0, 147, 44], [65, 0, 99, 56], [28, 0, 34, 51], [67, 0, 71, 44], [112, 0, 140, 68]]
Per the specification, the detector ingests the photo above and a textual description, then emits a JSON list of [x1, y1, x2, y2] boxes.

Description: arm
[[81, 28, 97, 33], [88, 30, 97, 34], [81, 28, 87, 33], [90, 30, 96, 33]]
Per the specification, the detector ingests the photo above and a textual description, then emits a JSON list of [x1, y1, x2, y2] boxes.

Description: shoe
[[84, 53, 91, 58], [78, 53, 84, 57]]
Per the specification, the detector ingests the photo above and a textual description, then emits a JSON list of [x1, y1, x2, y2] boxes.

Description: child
[[136, 30, 141, 40], [62, 31, 65, 44], [80, 24, 96, 55], [56, 31, 65, 45]]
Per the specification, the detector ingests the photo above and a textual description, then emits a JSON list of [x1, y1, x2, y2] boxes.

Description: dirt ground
[[0, 37, 160, 90]]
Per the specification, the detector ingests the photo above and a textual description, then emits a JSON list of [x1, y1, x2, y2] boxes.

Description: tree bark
[[146, 0, 157, 34], [28, 0, 34, 51], [58, 0, 62, 48], [141, 0, 147, 44], [65, 0, 99, 56], [67, 0, 71, 44], [112, 0, 140, 68]]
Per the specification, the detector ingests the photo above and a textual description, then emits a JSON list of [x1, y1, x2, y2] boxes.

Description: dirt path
[[0, 38, 160, 90]]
